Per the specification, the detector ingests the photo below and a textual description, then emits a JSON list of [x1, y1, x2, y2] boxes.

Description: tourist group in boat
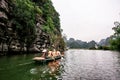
[[33, 49, 62, 61]]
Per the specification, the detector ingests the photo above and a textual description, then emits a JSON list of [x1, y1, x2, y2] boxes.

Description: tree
[[110, 21, 120, 51]]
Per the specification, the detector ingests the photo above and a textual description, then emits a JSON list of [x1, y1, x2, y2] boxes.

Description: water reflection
[[48, 60, 60, 74], [29, 59, 64, 80]]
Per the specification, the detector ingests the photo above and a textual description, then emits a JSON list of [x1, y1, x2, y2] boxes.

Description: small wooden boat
[[33, 56, 61, 63]]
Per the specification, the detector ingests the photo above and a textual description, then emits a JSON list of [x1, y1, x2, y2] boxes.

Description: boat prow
[[33, 57, 45, 61]]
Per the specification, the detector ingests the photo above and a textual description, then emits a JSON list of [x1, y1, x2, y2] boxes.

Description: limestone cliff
[[0, 0, 65, 54]]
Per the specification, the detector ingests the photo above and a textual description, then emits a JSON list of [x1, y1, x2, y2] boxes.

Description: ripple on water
[[61, 49, 120, 80]]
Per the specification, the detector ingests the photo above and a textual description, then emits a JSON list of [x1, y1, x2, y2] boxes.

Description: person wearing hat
[[41, 49, 47, 58]]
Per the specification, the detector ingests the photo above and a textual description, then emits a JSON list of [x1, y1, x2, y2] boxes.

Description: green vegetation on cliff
[[32, 0, 64, 49], [12, 0, 39, 50]]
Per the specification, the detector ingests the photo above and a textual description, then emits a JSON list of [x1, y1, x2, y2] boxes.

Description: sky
[[51, 0, 120, 42]]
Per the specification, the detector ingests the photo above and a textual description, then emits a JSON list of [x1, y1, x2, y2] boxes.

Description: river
[[0, 49, 120, 80]]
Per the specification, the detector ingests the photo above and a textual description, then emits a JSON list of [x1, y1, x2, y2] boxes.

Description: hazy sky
[[52, 0, 120, 42]]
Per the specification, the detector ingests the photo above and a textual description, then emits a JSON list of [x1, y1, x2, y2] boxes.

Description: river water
[[0, 49, 120, 80]]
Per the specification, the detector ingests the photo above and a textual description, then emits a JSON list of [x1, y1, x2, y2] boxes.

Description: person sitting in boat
[[56, 51, 61, 56], [52, 49, 57, 57], [52, 49, 61, 57], [41, 49, 48, 58], [47, 50, 53, 57], [33, 49, 47, 60]]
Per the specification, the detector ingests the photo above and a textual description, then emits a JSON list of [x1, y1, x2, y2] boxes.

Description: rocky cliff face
[[0, 0, 10, 51], [0, 0, 65, 53]]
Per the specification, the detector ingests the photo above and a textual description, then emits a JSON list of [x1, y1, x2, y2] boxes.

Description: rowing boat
[[33, 56, 61, 63]]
